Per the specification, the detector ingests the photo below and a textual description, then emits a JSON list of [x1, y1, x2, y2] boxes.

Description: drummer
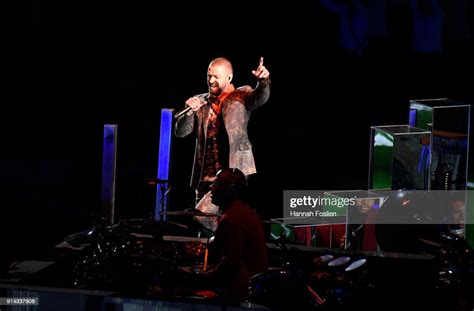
[[200, 168, 268, 304]]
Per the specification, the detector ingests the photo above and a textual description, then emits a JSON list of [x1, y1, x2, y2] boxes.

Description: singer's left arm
[[249, 57, 271, 110], [251, 78, 271, 110]]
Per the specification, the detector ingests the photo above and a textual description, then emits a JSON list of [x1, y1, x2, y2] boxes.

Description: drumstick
[[203, 247, 208, 271]]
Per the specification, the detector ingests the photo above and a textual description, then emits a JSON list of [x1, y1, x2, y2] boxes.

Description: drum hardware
[[161, 210, 219, 217]]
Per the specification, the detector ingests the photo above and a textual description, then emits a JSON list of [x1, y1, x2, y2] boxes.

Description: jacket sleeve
[[249, 79, 271, 110], [174, 110, 195, 137]]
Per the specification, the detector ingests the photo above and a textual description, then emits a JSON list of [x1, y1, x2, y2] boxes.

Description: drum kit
[[69, 178, 375, 306], [248, 253, 369, 310], [69, 178, 221, 298]]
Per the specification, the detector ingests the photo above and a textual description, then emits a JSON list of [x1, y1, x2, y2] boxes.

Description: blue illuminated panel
[[155, 109, 173, 221], [101, 124, 118, 224]]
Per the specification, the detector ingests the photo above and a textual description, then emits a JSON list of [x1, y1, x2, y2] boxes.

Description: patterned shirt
[[201, 85, 234, 183]]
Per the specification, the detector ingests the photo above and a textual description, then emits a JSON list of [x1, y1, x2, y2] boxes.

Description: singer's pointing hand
[[185, 97, 205, 113], [251, 57, 270, 80]]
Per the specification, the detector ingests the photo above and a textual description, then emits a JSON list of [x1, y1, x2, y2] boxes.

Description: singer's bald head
[[207, 57, 233, 96], [209, 57, 233, 74]]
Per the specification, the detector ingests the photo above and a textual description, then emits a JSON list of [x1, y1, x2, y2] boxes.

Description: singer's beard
[[208, 84, 222, 96]]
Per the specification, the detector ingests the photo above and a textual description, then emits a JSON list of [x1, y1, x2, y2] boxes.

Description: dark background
[[1, 0, 473, 264]]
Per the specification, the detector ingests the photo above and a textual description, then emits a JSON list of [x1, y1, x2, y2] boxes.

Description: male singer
[[174, 57, 270, 210]]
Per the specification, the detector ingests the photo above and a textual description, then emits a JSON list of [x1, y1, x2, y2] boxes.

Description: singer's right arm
[[175, 96, 205, 137], [174, 108, 195, 137]]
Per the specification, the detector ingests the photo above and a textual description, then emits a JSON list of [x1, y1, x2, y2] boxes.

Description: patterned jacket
[[175, 80, 270, 188]]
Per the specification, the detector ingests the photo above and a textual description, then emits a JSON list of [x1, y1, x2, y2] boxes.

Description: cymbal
[[345, 258, 366, 272], [313, 254, 334, 265], [161, 210, 219, 217], [328, 256, 351, 267]]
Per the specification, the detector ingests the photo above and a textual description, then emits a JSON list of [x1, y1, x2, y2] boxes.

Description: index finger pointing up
[[258, 57, 264, 68]]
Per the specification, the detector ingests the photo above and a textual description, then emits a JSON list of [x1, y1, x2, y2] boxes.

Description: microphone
[[174, 95, 209, 119], [174, 106, 193, 119]]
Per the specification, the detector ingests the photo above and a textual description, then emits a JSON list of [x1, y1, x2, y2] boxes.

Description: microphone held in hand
[[174, 95, 209, 119], [174, 106, 193, 119]]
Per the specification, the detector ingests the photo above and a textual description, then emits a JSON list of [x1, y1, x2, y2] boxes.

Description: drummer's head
[[211, 168, 247, 208]]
